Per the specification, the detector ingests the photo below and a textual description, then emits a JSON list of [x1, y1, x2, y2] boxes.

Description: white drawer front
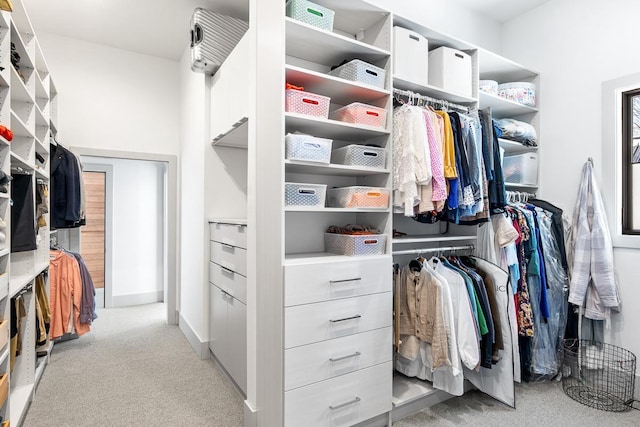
[[210, 241, 247, 276], [285, 362, 392, 427], [285, 327, 392, 391], [285, 293, 392, 349], [210, 261, 247, 304], [210, 222, 247, 249], [284, 257, 391, 306]]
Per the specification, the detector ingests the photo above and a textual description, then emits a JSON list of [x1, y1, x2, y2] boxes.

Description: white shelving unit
[[0, 1, 54, 424], [207, 1, 541, 426]]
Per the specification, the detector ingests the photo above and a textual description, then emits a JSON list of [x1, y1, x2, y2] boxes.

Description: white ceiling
[[23, 0, 248, 61], [23, 0, 548, 62], [452, 0, 552, 22]]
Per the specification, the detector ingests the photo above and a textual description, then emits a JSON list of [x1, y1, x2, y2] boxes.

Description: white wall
[[82, 157, 165, 304], [502, 0, 640, 361], [38, 32, 180, 156], [178, 46, 209, 357], [368, 0, 502, 52]]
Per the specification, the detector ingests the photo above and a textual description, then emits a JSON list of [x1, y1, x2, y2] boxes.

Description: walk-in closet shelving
[[1, 0, 54, 424], [281, 2, 394, 425], [207, 1, 543, 425], [477, 47, 540, 190], [0, 12, 7, 420]]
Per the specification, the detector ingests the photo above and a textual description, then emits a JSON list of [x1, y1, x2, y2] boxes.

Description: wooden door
[[80, 172, 106, 293]]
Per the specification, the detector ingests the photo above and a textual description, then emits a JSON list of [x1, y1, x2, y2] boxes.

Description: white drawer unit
[[209, 283, 247, 394], [284, 362, 392, 427], [208, 220, 248, 395], [210, 220, 247, 249], [284, 327, 392, 391], [210, 261, 247, 304], [284, 257, 391, 306], [285, 293, 392, 349], [210, 241, 247, 276]]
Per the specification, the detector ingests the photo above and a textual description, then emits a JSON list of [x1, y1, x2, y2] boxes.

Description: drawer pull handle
[[329, 351, 361, 362], [330, 314, 361, 323], [221, 243, 235, 250], [221, 266, 235, 275], [329, 278, 361, 285], [329, 396, 361, 410]]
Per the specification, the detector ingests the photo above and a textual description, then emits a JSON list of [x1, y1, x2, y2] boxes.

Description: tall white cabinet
[[0, 1, 55, 425], [206, 1, 539, 426]]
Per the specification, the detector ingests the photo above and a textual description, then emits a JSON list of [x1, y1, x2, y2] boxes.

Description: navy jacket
[[50, 143, 82, 228]]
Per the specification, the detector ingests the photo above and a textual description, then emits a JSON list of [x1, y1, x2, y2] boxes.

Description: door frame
[[69, 147, 179, 326], [81, 164, 113, 308]]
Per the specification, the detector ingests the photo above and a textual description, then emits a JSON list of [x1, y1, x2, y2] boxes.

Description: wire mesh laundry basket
[[562, 339, 637, 412]]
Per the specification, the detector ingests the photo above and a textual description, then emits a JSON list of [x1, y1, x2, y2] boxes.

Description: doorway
[[66, 148, 179, 325]]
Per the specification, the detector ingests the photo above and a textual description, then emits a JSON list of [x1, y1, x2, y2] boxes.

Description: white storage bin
[[502, 153, 539, 186], [330, 102, 387, 128], [498, 82, 536, 107], [479, 80, 498, 95], [285, 134, 332, 163], [286, 0, 334, 31], [285, 182, 327, 207], [327, 59, 386, 89], [327, 186, 389, 208], [428, 47, 472, 98], [285, 89, 331, 118], [393, 26, 429, 87], [331, 144, 386, 169], [325, 233, 387, 256]]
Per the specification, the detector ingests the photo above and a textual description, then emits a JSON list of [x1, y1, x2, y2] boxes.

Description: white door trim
[[71, 148, 179, 326]]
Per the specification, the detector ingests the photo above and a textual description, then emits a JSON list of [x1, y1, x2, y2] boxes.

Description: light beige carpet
[[22, 303, 244, 427]]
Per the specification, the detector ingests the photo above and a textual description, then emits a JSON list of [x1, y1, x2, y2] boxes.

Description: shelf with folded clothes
[[498, 138, 537, 154]]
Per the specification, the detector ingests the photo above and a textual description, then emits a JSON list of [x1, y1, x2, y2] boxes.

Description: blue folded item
[[494, 118, 537, 146]]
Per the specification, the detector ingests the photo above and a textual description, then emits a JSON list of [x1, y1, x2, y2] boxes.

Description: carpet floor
[[20, 303, 640, 426], [395, 379, 640, 427], [22, 303, 244, 427]]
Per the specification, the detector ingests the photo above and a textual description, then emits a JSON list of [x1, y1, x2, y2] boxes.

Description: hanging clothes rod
[[392, 244, 474, 256], [393, 88, 471, 113]]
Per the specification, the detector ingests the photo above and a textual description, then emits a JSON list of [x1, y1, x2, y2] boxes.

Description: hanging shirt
[[50, 250, 91, 339], [431, 258, 480, 371], [393, 105, 432, 216]]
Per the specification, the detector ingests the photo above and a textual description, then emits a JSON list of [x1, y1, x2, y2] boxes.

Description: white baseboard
[[112, 291, 163, 307], [178, 313, 209, 360], [244, 400, 257, 427]]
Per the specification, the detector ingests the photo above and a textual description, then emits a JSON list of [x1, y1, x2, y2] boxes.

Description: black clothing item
[[478, 109, 507, 213], [527, 199, 568, 273], [11, 174, 36, 252], [50, 143, 82, 229]]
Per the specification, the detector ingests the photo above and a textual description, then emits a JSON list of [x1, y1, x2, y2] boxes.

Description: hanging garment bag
[[464, 257, 517, 408]]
